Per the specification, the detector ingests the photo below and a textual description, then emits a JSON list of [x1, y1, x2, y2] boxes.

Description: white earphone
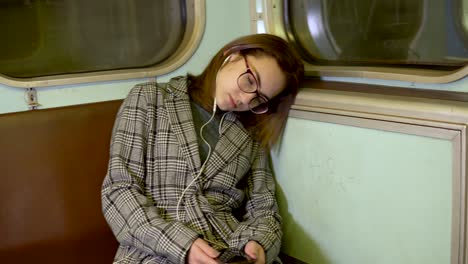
[[176, 98, 217, 221], [175, 53, 234, 221]]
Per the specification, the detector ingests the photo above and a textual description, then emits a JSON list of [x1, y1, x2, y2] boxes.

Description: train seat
[[0, 100, 122, 263]]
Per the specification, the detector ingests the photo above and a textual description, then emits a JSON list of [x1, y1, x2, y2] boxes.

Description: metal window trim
[[264, 0, 468, 84], [0, 0, 206, 89]]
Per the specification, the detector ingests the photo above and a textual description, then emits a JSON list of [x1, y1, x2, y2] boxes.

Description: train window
[[286, 0, 468, 67], [0, 0, 204, 87], [263, 0, 468, 83]]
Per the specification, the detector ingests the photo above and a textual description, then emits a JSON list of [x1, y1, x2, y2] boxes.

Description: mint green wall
[[0, 0, 252, 114], [272, 117, 453, 264]]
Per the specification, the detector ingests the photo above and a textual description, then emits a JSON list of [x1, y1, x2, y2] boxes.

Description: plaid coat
[[101, 77, 282, 264]]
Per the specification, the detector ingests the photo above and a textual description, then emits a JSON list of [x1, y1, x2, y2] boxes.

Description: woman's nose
[[238, 92, 256, 106]]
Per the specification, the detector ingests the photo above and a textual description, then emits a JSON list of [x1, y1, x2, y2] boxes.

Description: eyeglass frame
[[237, 54, 270, 114]]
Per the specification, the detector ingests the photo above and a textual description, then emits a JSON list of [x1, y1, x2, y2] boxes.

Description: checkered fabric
[[101, 77, 282, 263]]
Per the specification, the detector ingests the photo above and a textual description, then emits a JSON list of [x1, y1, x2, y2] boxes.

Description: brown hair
[[187, 34, 304, 148]]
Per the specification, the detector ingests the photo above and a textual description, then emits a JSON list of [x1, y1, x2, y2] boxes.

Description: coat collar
[[202, 111, 251, 183], [163, 77, 251, 181], [164, 77, 201, 175]]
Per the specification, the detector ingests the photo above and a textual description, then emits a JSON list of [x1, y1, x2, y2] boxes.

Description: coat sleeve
[[101, 84, 199, 264], [228, 144, 283, 264]]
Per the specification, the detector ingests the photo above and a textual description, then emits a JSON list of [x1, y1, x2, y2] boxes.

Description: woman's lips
[[229, 95, 237, 108]]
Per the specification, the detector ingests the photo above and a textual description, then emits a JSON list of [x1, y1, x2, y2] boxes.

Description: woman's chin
[[217, 104, 230, 112]]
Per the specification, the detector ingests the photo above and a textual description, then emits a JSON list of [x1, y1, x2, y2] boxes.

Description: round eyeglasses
[[237, 55, 270, 114]]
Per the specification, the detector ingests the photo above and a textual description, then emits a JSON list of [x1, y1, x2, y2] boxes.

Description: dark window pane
[[286, 0, 468, 68], [0, 0, 186, 78]]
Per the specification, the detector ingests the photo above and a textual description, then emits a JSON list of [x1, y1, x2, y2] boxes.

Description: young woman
[[101, 34, 304, 264]]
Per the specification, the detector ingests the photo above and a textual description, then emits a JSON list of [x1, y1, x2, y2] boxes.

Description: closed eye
[[248, 75, 255, 86]]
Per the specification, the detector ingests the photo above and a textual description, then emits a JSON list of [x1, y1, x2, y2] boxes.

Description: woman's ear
[[223, 46, 240, 56], [221, 55, 232, 68], [223, 51, 242, 60], [220, 51, 241, 67]]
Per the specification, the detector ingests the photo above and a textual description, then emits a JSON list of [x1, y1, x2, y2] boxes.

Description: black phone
[[217, 248, 254, 263]]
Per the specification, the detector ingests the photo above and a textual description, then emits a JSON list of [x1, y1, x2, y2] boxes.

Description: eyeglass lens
[[238, 72, 257, 93], [238, 72, 269, 114]]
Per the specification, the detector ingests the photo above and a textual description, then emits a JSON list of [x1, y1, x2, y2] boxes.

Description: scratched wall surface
[[271, 117, 452, 264]]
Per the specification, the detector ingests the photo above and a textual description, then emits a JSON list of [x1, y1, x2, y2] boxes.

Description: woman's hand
[[244, 241, 265, 264], [187, 238, 221, 264]]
